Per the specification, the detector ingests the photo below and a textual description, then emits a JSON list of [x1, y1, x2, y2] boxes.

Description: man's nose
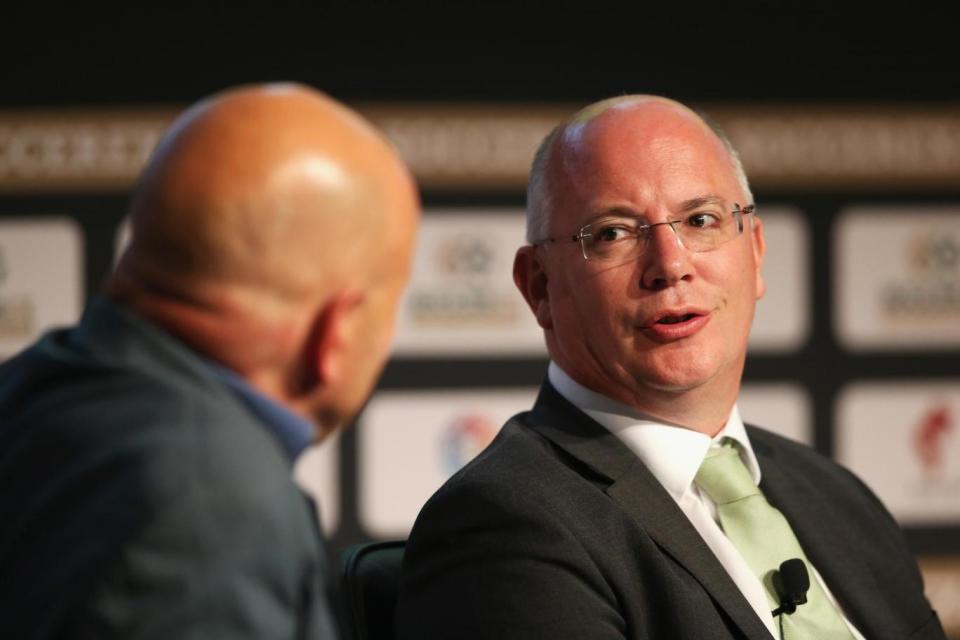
[[639, 222, 694, 290]]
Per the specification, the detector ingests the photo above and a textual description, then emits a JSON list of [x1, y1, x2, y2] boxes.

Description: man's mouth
[[641, 309, 711, 341], [656, 313, 698, 325]]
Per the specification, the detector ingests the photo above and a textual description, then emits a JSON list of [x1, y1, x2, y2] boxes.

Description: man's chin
[[632, 366, 717, 394]]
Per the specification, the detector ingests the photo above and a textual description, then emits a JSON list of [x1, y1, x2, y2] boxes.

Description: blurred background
[[2, 2, 958, 632]]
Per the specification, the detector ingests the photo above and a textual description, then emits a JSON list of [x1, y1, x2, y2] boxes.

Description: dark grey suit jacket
[[396, 382, 944, 639], [0, 298, 339, 639]]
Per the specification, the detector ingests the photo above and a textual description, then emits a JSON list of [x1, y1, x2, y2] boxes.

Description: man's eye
[[594, 225, 634, 242], [688, 213, 721, 229]]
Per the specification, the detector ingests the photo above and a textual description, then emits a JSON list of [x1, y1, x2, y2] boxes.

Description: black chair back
[[340, 540, 406, 640]]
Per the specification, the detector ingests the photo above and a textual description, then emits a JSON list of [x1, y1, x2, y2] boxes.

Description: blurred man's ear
[[751, 215, 767, 299], [305, 289, 365, 389], [513, 246, 553, 330]]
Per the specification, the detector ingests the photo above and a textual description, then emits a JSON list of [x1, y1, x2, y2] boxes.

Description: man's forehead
[[544, 110, 742, 221], [562, 101, 711, 154], [552, 102, 730, 182]]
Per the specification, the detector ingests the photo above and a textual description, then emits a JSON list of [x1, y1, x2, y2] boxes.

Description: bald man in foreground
[[0, 84, 419, 638]]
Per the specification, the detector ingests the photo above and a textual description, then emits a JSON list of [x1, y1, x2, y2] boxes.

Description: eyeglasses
[[533, 203, 755, 262]]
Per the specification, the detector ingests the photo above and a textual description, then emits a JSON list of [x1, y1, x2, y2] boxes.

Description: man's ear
[[304, 289, 365, 388], [513, 246, 552, 330], [751, 215, 767, 300]]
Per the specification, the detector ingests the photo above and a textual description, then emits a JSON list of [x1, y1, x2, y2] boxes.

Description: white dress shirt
[[548, 362, 865, 640]]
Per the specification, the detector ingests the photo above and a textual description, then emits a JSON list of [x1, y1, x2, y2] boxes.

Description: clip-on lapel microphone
[[771, 558, 810, 617]]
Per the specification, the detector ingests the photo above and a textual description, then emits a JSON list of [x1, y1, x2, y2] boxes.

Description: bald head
[[526, 95, 751, 243], [110, 83, 420, 438], [118, 83, 415, 304]]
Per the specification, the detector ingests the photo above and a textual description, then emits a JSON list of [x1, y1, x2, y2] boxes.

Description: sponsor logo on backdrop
[[837, 382, 960, 524], [913, 403, 955, 479], [0, 247, 35, 340], [440, 412, 499, 473], [392, 211, 545, 356], [359, 388, 538, 536], [0, 296, 34, 340], [409, 233, 516, 325], [836, 208, 960, 349], [908, 399, 960, 497], [0, 219, 83, 358], [883, 232, 960, 318]]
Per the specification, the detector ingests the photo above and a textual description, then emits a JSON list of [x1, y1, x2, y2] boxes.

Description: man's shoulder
[[1, 335, 236, 449], [745, 423, 896, 519], [746, 424, 850, 476], [0, 326, 318, 626], [745, 424, 816, 456], [441, 412, 575, 490], [0, 317, 300, 520], [0, 365, 321, 640], [412, 410, 614, 537]]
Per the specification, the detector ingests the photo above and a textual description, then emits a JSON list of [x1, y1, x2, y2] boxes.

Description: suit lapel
[[605, 469, 774, 639], [527, 383, 773, 640]]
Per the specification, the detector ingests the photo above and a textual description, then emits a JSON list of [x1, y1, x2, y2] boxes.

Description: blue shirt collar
[[204, 360, 314, 462]]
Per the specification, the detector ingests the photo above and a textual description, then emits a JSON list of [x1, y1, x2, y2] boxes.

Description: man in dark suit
[[396, 96, 945, 639], [0, 84, 419, 638]]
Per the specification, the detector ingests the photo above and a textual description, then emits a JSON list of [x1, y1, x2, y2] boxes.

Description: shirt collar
[[548, 361, 762, 500], [204, 360, 314, 462]]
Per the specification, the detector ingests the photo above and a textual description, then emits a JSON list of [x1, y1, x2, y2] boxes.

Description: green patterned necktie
[[694, 440, 854, 639]]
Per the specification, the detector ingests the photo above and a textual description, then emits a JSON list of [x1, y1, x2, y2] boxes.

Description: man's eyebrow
[[584, 195, 727, 222], [679, 195, 726, 211], [581, 204, 642, 223]]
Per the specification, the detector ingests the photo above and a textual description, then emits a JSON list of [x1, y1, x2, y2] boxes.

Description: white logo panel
[[293, 433, 340, 535], [0, 218, 84, 359], [836, 381, 960, 524], [391, 209, 545, 357], [739, 383, 812, 445], [835, 206, 960, 349], [358, 388, 538, 538], [749, 207, 810, 352]]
